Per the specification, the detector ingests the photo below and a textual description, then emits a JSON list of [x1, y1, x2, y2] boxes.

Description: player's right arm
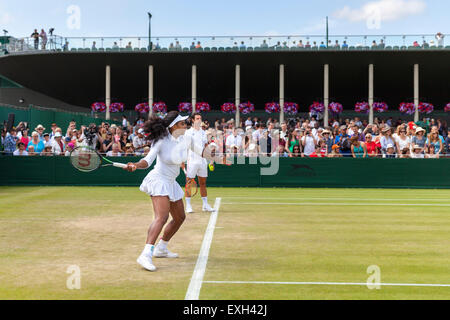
[[125, 140, 160, 172]]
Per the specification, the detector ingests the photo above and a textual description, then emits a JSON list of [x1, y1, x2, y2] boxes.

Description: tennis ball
[[208, 163, 215, 172]]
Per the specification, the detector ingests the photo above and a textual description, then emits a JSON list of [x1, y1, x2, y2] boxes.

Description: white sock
[[202, 197, 208, 206], [186, 197, 191, 207], [158, 239, 169, 250], [142, 244, 154, 257]]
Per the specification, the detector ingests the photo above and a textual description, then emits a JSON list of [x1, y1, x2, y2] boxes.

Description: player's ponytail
[[143, 111, 180, 145]]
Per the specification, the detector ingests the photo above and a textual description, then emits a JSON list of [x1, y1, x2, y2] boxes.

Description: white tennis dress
[[139, 131, 203, 202], [185, 127, 208, 179]]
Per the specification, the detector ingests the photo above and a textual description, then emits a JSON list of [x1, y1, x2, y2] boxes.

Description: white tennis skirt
[[139, 176, 184, 202]]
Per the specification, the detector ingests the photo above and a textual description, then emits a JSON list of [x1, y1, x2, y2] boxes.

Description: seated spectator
[[102, 132, 114, 153], [372, 40, 378, 48], [260, 40, 268, 48], [379, 39, 385, 49], [318, 139, 328, 157], [195, 41, 202, 49], [4, 128, 19, 155], [65, 143, 75, 156], [395, 127, 411, 152], [240, 41, 246, 49], [342, 41, 349, 49], [399, 148, 410, 158], [13, 142, 28, 156], [41, 146, 54, 156], [445, 131, 450, 154], [380, 127, 395, 155], [312, 41, 318, 48], [301, 128, 316, 157], [351, 136, 368, 158], [426, 131, 443, 155], [27, 145, 37, 156], [112, 42, 119, 49], [272, 144, 289, 157], [384, 144, 397, 158], [287, 144, 301, 157], [142, 146, 150, 157], [43, 133, 52, 147], [20, 129, 31, 147], [334, 40, 340, 48], [126, 42, 132, 49], [425, 144, 439, 159], [175, 41, 182, 50], [124, 143, 135, 157], [412, 127, 427, 149], [190, 42, 196, 50], [305, 41, 311, 49], [319, 42, 326, 48], [309, 146, 322, 158], [133, 128, 147, 155], [27, 131, 45, 154], [413, 41, 420, 47], [106, 143, 122, 157], [51, 132, 65, 155], [297, 40, 304, 48], [410, 145, 425, 158], [328, 144, 342, 158], [365, 134, 380, 157]]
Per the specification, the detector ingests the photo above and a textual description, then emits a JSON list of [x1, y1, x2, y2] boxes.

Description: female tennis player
[[124, 111, 216, 272]]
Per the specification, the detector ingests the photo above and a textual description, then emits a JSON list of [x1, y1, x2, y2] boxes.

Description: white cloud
[[333, 0, 426, 22]]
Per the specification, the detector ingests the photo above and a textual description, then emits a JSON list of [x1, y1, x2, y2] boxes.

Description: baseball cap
[[138, 128, 145, 134]]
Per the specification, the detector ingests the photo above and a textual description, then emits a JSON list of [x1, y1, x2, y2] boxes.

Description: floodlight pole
[[326, 16, 329, 48]]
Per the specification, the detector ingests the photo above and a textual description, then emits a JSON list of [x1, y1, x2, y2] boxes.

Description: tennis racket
[[70, 146, 128, 173], [183, 167, 198, 197]]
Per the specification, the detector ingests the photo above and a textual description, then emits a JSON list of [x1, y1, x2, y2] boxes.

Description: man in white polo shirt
[[183, 113, 214, 213], [133, 128, 148, 155]]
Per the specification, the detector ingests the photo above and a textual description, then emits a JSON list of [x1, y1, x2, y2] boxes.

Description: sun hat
[[322, 130, 331, 134], [415, 127, 425, 134], [386, 144, 394, 149], [413, 144, 423, 151], [137, 128, 145, 134], [35, 124, 45, 130], [246, 126, 252, 131], [125, 143, 133, 148], [55, 132, 62, 138], [382, 126, 391, 133], [332, 144, 340, 151], [248, 143, 256, 151]]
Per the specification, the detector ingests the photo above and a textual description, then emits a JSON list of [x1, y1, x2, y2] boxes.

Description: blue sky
[[0, 0, 448, 37]]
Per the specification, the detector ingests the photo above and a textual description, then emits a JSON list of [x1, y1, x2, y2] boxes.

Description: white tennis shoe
[[186, 205, 194, 214], [202, 204, 214, 212], [137, 254, 156, 272], [153, 246, 179, 258]]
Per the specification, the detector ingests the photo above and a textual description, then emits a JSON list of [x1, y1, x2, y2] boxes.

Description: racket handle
[[113, 163, 128, 169]]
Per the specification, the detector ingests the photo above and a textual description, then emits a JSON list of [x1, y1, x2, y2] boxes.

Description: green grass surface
[[0, 187, 449, 300]]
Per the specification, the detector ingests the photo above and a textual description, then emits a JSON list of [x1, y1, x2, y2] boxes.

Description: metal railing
[[2, 34, 448, 54]]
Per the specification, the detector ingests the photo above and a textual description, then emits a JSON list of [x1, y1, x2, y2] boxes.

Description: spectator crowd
[[1, 113, 449, 159]]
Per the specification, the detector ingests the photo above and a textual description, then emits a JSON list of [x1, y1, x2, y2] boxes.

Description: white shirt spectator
[[226, 134, 243, 150], [301, 135, 316, 156], [106, 151, 122, 157], [13, 150, 28, 156], [51, 139, 65, 155], [252, 129, 262, 143], [396, 136, 411, 151], [133, 135, 146, 155]]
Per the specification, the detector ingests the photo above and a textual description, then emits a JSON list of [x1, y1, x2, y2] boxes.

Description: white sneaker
[[153, 246, 179, 258], [186, 205, 194, 214], [137, 254, 156, 272], [202, 204, 214, 212]]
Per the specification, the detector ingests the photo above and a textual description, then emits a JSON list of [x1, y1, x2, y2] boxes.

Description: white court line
[[185, 197, 222, 300], [225, 197, 450, 202], [222, 202, 450, 207], [203, 281, 450, 288]]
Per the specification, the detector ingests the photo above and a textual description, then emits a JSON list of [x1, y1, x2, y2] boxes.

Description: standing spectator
[[240, 41, 246, 49], [20, 129, 30, 147], [175, 41, 182, 50], [301, 128, 316, 157], [40, 29, 47, 50], [435, 32, 445, 46], [226, 128, 243, 153], [260, 40, 268, 48], [350, 136, 368, 158], [92, 41, 97, 50], [122, 115, 128, 130], [13, 142, 28, 156], [27, 131, 45, 154], [4, 128, 19, 155], [31, 29, 39, 50]]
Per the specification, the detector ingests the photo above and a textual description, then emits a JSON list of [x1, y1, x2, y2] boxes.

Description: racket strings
[[70, 147, 101, 172]]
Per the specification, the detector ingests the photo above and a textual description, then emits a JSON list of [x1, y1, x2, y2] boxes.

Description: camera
[[84, 124, 98, 145]]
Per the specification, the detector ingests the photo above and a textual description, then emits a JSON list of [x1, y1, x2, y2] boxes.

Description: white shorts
[[186, 162, 208, 179]]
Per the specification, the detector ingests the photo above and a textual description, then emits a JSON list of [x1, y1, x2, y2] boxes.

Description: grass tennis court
[[1, 186, 449, 300]]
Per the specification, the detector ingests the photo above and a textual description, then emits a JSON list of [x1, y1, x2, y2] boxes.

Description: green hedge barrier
[[1, 156, 449, 189]]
